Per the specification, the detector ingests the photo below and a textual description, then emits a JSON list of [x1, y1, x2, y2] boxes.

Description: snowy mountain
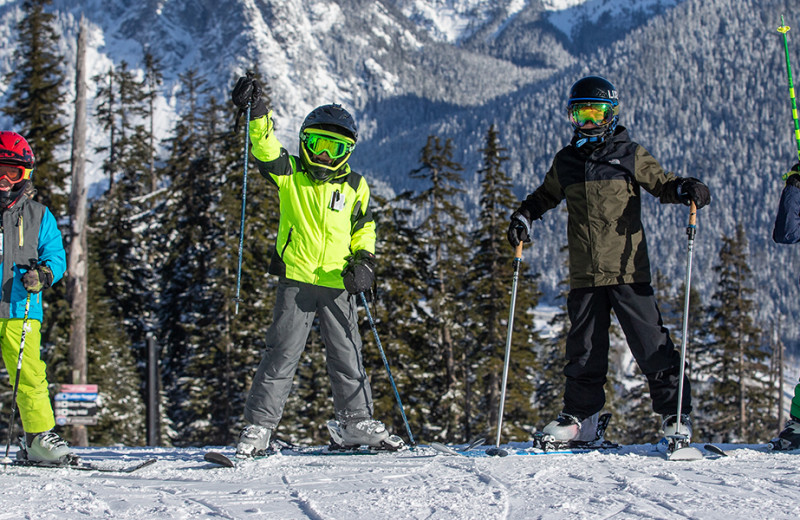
[[0, 0, 799, 350], [2, 443, 800, 519]]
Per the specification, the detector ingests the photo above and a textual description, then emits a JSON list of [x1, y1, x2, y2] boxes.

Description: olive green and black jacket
[[248, 115, 375, 290], [517, 126, 684, 289]]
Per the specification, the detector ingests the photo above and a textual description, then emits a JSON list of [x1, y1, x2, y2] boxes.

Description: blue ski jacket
[[773, 181, 800, 245], [0, 198, 66, 321]]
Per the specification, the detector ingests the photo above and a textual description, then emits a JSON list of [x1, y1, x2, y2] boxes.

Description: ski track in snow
[[0, 444, 799, 519]]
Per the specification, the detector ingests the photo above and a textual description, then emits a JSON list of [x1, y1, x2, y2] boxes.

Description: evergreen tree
[[466, 125, 542, 441], [2, 0, 68, 213], [82, 56, 161, 445], [368, 192, 432, 442], [142, 49, 164, 195], [396, 135, 470, 442], [698, 224, 771, 443], [158, 69, 280, 445], [84, 245, 145, 446], [2, 0, 71, 405]]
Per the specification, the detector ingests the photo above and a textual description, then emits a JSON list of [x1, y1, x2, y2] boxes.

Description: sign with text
[[54, 384, 99, 426]]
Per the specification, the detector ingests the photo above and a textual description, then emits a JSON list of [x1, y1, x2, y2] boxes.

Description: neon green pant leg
[[0, 319, 54, 433]]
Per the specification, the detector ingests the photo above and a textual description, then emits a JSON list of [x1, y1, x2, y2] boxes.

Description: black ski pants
[[562, 283, 691, 420]]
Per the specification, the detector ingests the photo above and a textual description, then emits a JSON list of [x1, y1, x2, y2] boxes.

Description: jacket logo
[[329, 190, 346, 211], [609, 159, 621, 165]]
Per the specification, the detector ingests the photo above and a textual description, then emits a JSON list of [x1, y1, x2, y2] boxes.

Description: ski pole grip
[[689, 201, 697, 227], [514, 241, 523, 261]]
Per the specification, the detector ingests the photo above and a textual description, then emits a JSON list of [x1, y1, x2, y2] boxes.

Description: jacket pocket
[[279, 227, 294, 259]]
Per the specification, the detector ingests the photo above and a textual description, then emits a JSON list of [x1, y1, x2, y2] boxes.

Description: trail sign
[[54, 384, 98, 426]]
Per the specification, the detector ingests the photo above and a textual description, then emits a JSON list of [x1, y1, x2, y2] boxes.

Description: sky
[[0, 441, 798, 519]]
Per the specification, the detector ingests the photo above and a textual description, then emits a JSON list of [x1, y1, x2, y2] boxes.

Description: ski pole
[[487, 240, 523, 457], [674, 201, 696, 438], [359, 292, 416, 447], [778, 15, 800, 178], [233, 72, 254, 314], [2, 293, 32, 464]]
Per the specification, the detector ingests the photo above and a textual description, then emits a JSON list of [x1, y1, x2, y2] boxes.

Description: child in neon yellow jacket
[[229, 77, 402, 457]]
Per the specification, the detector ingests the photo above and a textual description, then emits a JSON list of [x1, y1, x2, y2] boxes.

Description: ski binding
[[666, 435, 703, 461], [532, 412, 618, 452]]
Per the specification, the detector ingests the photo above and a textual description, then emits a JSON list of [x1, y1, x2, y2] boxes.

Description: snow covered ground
[[1, 442, 798, 519]]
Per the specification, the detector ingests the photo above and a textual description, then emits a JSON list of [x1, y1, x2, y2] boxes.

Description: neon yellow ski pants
[[0, 319, 54, 434]]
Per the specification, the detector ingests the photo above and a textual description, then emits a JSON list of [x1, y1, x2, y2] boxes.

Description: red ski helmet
[[0, 132, 34, 210], [0, 131, 34, 184]]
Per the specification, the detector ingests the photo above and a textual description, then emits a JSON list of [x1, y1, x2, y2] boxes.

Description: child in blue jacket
[[0, 132, 71, 463]]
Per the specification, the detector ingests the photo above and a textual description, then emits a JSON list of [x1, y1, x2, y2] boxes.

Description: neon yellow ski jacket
[[248, 114, 375, 290]]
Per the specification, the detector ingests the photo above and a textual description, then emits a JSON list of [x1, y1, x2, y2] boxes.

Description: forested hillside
[[0, 0, 796, 448]]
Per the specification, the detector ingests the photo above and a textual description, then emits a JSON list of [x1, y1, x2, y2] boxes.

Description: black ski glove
[[786, 163, 800, 189], [22, 264, 54, 293], [676, 177, 710, 209], [231, 74, 268, 119], [507, 209, 533, 247], [342, 250, 376, 295]]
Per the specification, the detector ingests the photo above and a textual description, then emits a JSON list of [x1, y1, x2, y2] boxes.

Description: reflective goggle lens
[[303, 133, 352, 159], [570, 103, 615, 127], [0, 164, 24, 182]]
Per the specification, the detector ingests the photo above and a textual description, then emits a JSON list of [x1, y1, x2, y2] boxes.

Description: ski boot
[[769, 416, 800, 451], [235, 424, 272, 459], [533, 413, 617, 451], [18, 431, 78, 465], [660, 414, 702, 460], [327, 419, 404, 451]]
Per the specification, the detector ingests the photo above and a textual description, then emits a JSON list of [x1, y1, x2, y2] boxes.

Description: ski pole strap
[[779, 16, 800, 163]]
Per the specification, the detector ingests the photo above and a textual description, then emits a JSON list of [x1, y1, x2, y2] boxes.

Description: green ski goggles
[[569, 102, 617, 127], [301, 130, 355, 160]]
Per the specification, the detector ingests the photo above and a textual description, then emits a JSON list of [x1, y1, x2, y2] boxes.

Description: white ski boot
[[770, 416, 800, 451], [327, 419, 404, 451], [661, 414, 692, 440], [541, 413, 582, 442], [21, 431, 77, 464], [534, 412, 613, 450], [235, 424, 272, 459]]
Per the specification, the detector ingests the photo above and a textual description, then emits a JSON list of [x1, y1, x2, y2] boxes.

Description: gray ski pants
[[244, 278, 374, 429]]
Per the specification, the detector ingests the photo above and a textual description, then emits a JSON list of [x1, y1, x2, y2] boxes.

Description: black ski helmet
[[299, 104, 358, 182], [566, 76, 620, 142]]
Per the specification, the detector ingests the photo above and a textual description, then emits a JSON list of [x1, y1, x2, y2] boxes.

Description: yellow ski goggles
[[301, 130, 355, 160], [569, 102, 618, 127]]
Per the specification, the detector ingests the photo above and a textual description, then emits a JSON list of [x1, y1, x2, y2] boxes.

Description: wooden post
[[66, 16, 89, 447]]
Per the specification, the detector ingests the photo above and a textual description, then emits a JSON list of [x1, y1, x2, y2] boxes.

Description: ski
[[203, 437, 406, 467], [204, 451, 237, 467], [429, 436, 486, 456], [703, 444, 727, 457], [272, 437, 401, 456], [703, 443, 796, 456], [4, 457, 157, 473]]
